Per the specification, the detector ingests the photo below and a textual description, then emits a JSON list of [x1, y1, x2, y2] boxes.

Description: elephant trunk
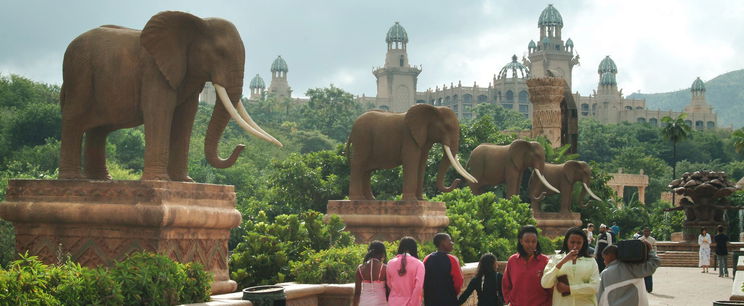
[[533, 191, 547, 201], [436, 152, 460, 192], [205, 92, 244, 169]]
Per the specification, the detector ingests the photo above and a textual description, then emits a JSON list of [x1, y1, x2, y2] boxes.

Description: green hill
[[627, 69, 744, 129]]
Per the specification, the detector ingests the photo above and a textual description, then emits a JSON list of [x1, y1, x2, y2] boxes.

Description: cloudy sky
[[1, 1, 742, 98]]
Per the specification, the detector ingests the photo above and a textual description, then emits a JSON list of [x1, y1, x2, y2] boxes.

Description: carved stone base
[[0, 179, 241, 294], [326, 200, 449, 243], [533, 212, 582, 238]]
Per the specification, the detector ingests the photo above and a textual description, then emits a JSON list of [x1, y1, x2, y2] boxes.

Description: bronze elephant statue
[[528, 160, 602, 213], [59, 11, 280, 181], [466, 139, 558, 197], [346, 104, 477, 201]]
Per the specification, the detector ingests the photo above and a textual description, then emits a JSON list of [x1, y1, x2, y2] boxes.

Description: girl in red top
[[502, 225, 552, 306]]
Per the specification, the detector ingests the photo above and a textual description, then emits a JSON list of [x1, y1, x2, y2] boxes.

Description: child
[[458, 253, 504, 305], [354, 241, 388, 306]]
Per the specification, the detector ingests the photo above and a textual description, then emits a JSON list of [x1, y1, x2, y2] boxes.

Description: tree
[[733, 128, 744, 155], [472, 103, 531, 131], [299, 85, 365, 143], [661, 114, 692, 181]]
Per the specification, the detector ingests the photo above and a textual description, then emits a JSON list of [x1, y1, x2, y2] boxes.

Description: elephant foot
[[59, 171, 84, 180], [141, 172, 171, 181], [174, 176, 194, 182], [401, 194, 419, 201]]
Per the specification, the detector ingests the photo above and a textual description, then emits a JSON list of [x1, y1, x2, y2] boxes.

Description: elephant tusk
[[236, 101, 283, 147], [534, 168, 560, 194], [444, 145, 478, 184], [583, 182, 602, 201], [214, 84, 279, 146]]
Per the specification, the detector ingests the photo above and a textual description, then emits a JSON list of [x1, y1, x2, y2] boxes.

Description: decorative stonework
[[326, 200, 449, 243], [527, 77, 566, 147], [607, 168, 649, 205], [0, 179, 241, 294]]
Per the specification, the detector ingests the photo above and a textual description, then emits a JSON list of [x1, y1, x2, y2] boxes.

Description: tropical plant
[[661, 114, 692, 180], [733, 128, 744, 154]]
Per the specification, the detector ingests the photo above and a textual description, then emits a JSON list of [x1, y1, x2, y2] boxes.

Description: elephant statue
[[347, 104, 477, 201], [59, 11, 281, 181], [466, 139, 559, 197], [528, 160, 602, 214]]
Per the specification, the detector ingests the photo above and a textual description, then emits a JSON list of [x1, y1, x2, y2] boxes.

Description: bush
[[49, 261, 124, 306], [291, 244, 367, 284], [181, 262, 212, 303], [0, 254, 59, 305], [110, 252, 186, 305]]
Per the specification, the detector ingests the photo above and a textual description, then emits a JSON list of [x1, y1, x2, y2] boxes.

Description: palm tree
[[661, 114, 692, 203], [733, 128, 744, 154]]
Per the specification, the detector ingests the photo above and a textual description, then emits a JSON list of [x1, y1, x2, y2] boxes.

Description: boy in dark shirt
[[424, 233, 463, 306], [715, 225, 730, 277]]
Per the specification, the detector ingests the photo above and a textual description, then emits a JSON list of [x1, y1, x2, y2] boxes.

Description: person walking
[[542, 227, 600, 306], [595, 224, 613, 272], [638, 228, 657, 292], [387, 237, 425, 306], [354, 241, 388, 306], [698, 228, 712, 273], [597, 242, 660, 306], [458, 253, 504, 305], [502, 225, 552, 306], [423, 233, 463, 306], [714, 225, 730, 277]]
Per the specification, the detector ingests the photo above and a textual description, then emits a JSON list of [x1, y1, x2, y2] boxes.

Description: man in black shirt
[[595, 224, 613, 272], [715, 225, 730, 277]]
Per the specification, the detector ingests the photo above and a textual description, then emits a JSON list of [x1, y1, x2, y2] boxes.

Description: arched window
[[506, 90, 514, 102], [695, 120, 704, 130], [430, 99, 435, 105], [685, 120, 692, 126], [463, 94, 473, 104], [478, 95, 488, 103], [649, 118, 658, 127], [452, 95, 458, 104], [380, 105, 390, 111], [707, 121, 715, 129], [497, 91, 502, 102], [444, 96, 451, 105], [637, 118, 646, 123], [581, 103, 589, 116], [625, 106, 633, 110], [437, 98, 442, 106], [636, 106, 643, 110], [452, 104, 459, 113], [519, 90, 529, 103], [503, 103, 513, 110]]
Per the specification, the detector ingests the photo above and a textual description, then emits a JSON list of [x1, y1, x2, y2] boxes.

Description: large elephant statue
[[466, 140, 559, 197], [347, 104, 477, 201], [528, 160, 602, 213], [59, 11, 281, 181]]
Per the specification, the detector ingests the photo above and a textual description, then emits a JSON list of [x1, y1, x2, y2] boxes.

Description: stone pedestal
[[527, 77, 566, 148], [0, 179, 241, 294], [533, 212, 582, 238], [326, 200, 449, 243]]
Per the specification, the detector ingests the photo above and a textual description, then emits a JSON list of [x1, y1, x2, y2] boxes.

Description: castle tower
[[684, 77, 713, 114], [248, 74, 266, 100], [373, 22, 421, 112], [593, 56, 621, 123], [268, 55, 292, 100], [526, 4, 579, 88]]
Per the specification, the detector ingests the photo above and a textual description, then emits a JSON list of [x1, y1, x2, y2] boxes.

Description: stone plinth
[[527, 77, 566, 148], [326, 200, 449, 243], [0, 179, 241, 294], [533, 212, 582, 238]]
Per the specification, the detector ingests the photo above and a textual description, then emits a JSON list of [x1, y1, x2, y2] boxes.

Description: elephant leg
[[415, 151, 428, 200], [363, 170, 375, 200], [559, 187, 572, 214], [83, 127, 113, 180], [167, 99, 198, 182], [505, 172, 522, 198], [401, 155, 419, 201], [349, 161, 366, 200], [141, 83, 176, 181], [59, 122, 85, 179]]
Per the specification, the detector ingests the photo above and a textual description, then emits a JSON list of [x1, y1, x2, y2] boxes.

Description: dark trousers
[[596, 255, 605, 272], [644, 275, 653, 293]]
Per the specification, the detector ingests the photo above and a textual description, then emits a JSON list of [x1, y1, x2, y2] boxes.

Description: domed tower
[[249, 74, 266, 100], [597, 56, 618, 95], [526, 4, 579, 87], [593, 56, 623, 124], [268, 55, 292, 100], [373, 22, 421, 112], [493, 55, 531, 118], [684, 77, 714, 114]]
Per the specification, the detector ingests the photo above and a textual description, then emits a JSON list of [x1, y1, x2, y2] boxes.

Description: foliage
[[535, 136, 579, 163], [180, 262, 213, 303], [432, 188, 535, 262], [471, 103, 531, 131], [733, 128, 744, 154], [291, 244, 367, 284], [0, 253, 60, 305], [230, 210, 355, 288], [48, 260, 124, 306], [298, 85, 366, 142]]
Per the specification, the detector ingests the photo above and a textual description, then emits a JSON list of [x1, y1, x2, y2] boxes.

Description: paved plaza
[[649, 267, 735, 305]]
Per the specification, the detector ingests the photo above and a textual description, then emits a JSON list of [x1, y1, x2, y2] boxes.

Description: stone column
[[638, 186, 646, 204], [527, 77, 565, 148]]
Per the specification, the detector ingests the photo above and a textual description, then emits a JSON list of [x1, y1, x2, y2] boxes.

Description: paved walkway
[[648, 267, 734, 305]]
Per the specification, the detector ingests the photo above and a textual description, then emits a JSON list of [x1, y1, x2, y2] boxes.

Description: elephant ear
[[404, 104, 438, 148], [508, 140, 530, 169], [141, 11, 207, 89], [563, 160, 582, 182]]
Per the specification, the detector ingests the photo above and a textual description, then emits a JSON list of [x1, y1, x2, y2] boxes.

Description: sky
[[1, 0, 742, 98]]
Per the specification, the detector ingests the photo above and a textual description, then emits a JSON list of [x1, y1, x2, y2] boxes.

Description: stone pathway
[[648, 267, 734, 305]]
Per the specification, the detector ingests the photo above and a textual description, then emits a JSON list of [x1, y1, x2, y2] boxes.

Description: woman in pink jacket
[[386, 237, 425, 306]]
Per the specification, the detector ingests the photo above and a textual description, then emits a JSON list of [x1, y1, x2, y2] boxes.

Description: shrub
[[291, 244, 366, 284], [0, 254, 59, 305], [110, 252, 186, 306], [180, 262, 212, 303], [49, 261, 124, 306]]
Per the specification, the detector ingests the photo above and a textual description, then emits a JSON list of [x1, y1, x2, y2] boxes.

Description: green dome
[[565, 38, 574, 47], [498, 55, 529, 80], [538, 4, 563, 27], [691, 77, 705, 92], [528, 40, 536, 49], [249, 74, 265, 89], [386, 22, 408, 44], [271, 56, 288, 72], [600, 72, 616, 86], [598, 56, 617, 74]]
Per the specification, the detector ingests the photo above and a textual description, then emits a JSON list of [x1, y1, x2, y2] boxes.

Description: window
[[463, 94, 473, 104], [695, 121, 704, 130], [416, 100, 426, 104], [637, 118, 646, 123], [519, 91, 529, 103], [503, 103, 513, 109], [707, 121, 715, 129], [636, 106, 643, 110], [506, 90, 514, 102], [625, 106, 633, 110], [478, 95, 488, 103], [452, 95, 458, 103], [519, 104, 529, 113], [649, 118, 658, 127], [453, 104, 459, 112], [685, 120, 692, 126], [581, 104, 589, 116], [444, 96, 451, 105], [437, 98, 442, 106], [380, 105, 390, 111]]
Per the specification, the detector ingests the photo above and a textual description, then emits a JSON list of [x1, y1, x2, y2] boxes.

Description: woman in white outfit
[[698, 228, 712, 273], [354, 241, 388, 306]]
